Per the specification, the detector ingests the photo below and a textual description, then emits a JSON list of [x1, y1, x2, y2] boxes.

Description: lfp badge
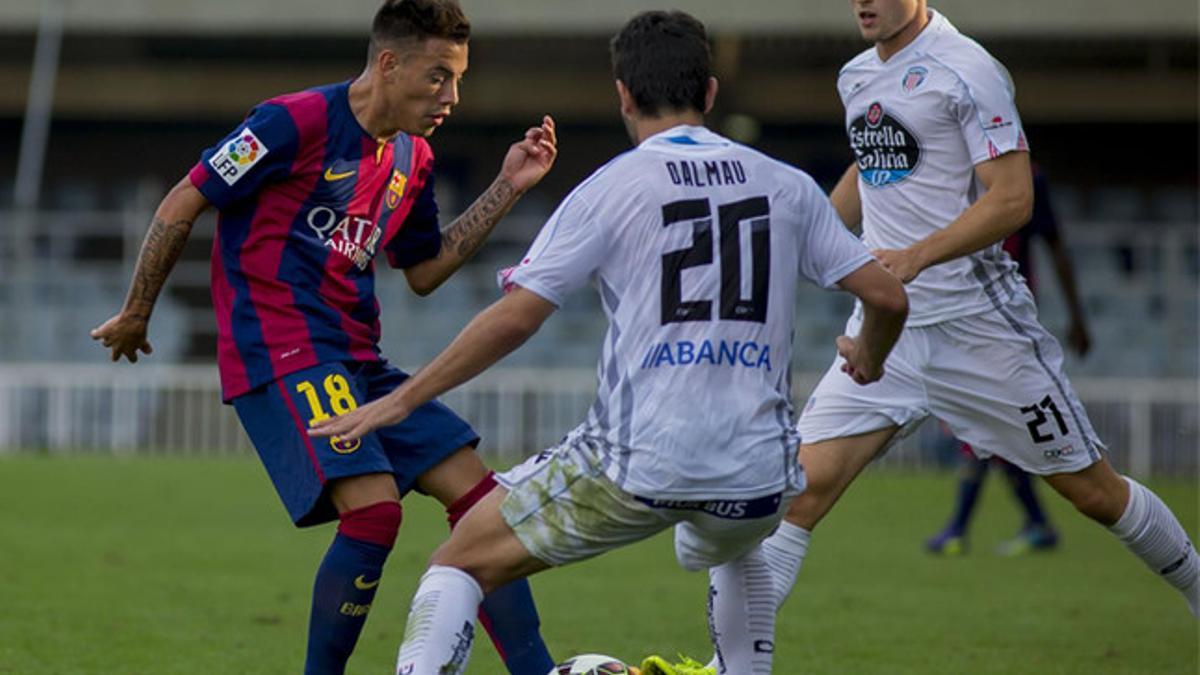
[[386, 170, 408, 209], [229, 133, 261, 164], [208, 127, 269, 185]]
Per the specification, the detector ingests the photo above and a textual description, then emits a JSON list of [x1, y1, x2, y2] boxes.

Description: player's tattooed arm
[[403, 178, 519, 295], [125, 215, 196, 318], [404, 116, 557, 295], [91, 178, 209, 363], [441, 177, 519, 259]]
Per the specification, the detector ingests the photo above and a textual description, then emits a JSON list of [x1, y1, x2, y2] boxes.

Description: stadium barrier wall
[[0, 365, 1195, 478]]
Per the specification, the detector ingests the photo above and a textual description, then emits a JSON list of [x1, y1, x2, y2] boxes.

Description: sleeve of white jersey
[[501, 189, 607, 307], [946, 53, 1029, 165], [795, 173, 875, 289]]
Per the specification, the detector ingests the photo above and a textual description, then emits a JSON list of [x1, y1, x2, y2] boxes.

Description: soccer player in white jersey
[[751, 0, 1200, 628], [309, 10, 908, 675]]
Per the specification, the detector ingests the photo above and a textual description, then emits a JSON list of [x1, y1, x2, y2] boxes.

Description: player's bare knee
[[784, 490, 827, 530], [416, 445, 489, 508], [1046, 461, 1129, 526], [1063, 483, 1124, 526], [427, 545, 501, 594], [428, 538, 471, 574], [329, 473, 400, 514]]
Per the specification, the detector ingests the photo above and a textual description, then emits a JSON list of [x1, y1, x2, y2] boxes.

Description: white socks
[[1109, 476, 1199, 617], [707, 546, 777, 675], [707, 522, 811, 671], [760, 520, 811, 611], [394, 565, 484, 675]]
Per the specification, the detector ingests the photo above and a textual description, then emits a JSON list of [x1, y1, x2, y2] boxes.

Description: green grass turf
[[0, 456, 1195, 674]]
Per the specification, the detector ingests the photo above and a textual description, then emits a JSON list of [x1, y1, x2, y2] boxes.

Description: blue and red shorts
[[232, 360, 479, 526]]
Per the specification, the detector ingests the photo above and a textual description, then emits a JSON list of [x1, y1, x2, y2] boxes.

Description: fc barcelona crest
[[902, 66, 928, 93], [386, 170, 408, 209], [331, 435, 361, 454]]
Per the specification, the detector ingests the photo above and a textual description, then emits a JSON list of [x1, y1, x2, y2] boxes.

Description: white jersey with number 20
[[504, 125, 873, 500]]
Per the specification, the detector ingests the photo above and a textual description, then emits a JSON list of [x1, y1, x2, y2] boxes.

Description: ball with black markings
[[549, 653, 634, 674]]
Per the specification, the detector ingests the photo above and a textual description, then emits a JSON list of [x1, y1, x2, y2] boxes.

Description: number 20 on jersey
[[660, 195, 771, 325]]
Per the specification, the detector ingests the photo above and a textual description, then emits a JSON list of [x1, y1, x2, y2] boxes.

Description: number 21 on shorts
[[1020, 394, 1069, 443]]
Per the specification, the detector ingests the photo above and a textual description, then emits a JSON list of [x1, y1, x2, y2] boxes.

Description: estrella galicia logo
[[901, 66, 928, 92], [848, 101, 921, 188]]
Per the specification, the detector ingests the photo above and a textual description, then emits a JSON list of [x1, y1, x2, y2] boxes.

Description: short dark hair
[[610, 11, 711, 117], [370, 0, 471, 55]]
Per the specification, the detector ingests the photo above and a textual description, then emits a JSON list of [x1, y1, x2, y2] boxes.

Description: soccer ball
[[549, 653, 633, 674]]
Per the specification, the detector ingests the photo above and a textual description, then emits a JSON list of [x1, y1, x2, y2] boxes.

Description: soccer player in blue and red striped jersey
[[91, 1, 557, 673]]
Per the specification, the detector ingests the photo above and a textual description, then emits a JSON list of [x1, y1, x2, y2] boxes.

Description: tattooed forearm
[[404, 177, 523, 295], [125, 217, 195, 317], [440, 178, 518, 260]]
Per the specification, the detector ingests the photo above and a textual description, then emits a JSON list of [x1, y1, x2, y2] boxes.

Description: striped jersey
[[503, 125, 873, 500], [189, 81, 441, 401], [838, 9, 1030, 326]]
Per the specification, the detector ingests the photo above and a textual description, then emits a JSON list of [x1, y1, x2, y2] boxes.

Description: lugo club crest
[[848, 101, 921, 188]]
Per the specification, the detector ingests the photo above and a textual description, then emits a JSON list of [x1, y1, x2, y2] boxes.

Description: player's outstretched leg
[[995, 459, 1058, 556], [419, 448, 554, 675], [396, 486, 550, 675], [445, 472, 554, 675], [927, 450, 989, 555], [1044, 458, 1199, 616], [306, 474, 403, 675], [761, 427, 898, 611]]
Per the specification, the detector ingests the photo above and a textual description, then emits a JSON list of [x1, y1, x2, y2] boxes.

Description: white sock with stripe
[[706, 522, 810, 670], [760, 520, 811, 610], [707, 545, 776, 675], [394, 565, 483, 675], [1109, 476, 1199, 617]]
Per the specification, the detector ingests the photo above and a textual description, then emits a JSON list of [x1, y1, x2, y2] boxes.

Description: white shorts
[[797, 288, 1105, 475], [496, 436, 798, 571]]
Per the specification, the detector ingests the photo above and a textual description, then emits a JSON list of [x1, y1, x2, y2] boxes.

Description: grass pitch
[[0, 456, 1195, 674]]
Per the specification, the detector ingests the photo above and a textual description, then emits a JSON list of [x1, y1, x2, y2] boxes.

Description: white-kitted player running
[[310, 10, 908, 675], [750, 0, 1200, 631]]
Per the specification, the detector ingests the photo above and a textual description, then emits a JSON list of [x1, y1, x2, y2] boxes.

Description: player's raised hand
[[871, 247, 923, 283], [499, 115, 558, 194], [836, 334, 885, 385], [90, 312, 154, 363], [308, 393, 410, 443]]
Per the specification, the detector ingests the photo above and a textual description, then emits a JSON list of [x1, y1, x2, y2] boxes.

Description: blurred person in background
[[926, 166, 1092, 556], [743, 0, 1199, 637], [310, 9, 907, 674], [90, 1, 557, 673]]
